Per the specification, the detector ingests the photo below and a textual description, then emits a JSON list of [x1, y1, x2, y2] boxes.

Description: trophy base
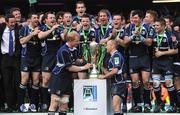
[[89, 74, 98, 79]]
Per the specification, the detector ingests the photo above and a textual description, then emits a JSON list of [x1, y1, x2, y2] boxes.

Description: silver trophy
[[89, 41, 99, 79]]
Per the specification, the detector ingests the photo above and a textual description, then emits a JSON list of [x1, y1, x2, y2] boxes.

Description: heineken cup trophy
[[89, 41, 99, 79]]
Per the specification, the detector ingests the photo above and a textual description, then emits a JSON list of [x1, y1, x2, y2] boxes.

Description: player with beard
[[18, 13, 41, 112], [38, 12, 62, 111]]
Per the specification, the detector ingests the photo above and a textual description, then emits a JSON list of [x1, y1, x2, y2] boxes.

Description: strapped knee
[[132, 81, 140, 88], [152, 75, 160, 89], [60, 97, 69, 104]]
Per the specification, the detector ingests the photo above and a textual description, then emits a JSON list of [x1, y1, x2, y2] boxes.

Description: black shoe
[[144, 106, 151, 113], [4, 108, 13, 112], [154, 104, 163, 113], [176, 107, 180, 113], [129, 106, 142, 112], [0, 105, 5, 112], [122, 105, 127, 113], [40, 104, 48, 112]]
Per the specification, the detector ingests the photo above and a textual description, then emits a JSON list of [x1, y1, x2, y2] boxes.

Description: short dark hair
[[112, 14, 123, 20], [132, 10, 144, 19], [10, 7, 21, 15], [164, 15, 173, 22], [155, 18, 166, 26], [146, 10, 158, 21], [28, 13, 38, 19], [56, 11, 64, 20], [62, 12, 72, 18], [44, 11, 55, 19], [0, 15, 5, 18], [5, 14, 15, 22], [76, 1, 85, 8], [81, 14, 91, 20], [98, 9, 110, 18]]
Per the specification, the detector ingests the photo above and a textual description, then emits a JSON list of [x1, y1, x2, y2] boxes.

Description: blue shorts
[[173, 64, 180, 77], [21, 56, 41, 72], [48, 73, 73, 96], [41, 53, 56, 72], [111, 83, 126, 99], [129, 55, 151, 74], [152, 58, 173, 76]]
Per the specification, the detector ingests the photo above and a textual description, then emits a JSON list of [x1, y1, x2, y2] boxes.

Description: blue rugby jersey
[[126, 23, 150, 57], [107, 50, 125, 84], [40, 24, 63, 56], [52, 43, 78, 75], [78, 27, 97, 58], [19, 25, 41, 57], [153, 30, 177, 60]]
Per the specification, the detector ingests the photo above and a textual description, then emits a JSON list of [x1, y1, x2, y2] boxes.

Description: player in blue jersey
[[77, 14, 97, 79], [38, 12, 63, 111], [18, 13, 41, 112], [124, 10, 152, 112], [48, 31, 92, 115], [98, 40, 125, 115], [152, 18, 178, 113]]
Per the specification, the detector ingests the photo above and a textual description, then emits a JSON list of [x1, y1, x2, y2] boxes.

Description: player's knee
[[42, 77, 50, 86], [152, 75, 160, 88], [59, 96, 69, 112], [143, 80, 149, 89], [165, 80, 173, 88], [165, 75, 173, 87], [153, 80, 160, 88], [132, 81, 140, 88]]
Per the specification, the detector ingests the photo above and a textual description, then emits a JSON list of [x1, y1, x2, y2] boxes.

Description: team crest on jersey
[[141, 30, 146, 35], [90, 32, 95, 36], [56, 90, 61, 95], [45, 67, 49, 71], [23, 67, 28, 71], [114, 57, 120, 65]]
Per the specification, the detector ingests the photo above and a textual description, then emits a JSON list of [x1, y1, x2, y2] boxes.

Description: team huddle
[[0, 1, 180, 115]]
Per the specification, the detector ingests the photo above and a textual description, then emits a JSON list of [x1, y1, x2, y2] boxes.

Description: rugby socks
[[167, 85, 176, 107], [40, 86, 49, 106], [31, 85, 39, 107], [132, 85, 141, 106], [153, 86, 162, 105], [114, 112, 123, 115], [123, 88, 128, 106], [143, 87, 151, 106], [59, 112, 66, 115], [48, 111, 55, 115], [177, 89, 180, 107], [18, 84, 27, 106]]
